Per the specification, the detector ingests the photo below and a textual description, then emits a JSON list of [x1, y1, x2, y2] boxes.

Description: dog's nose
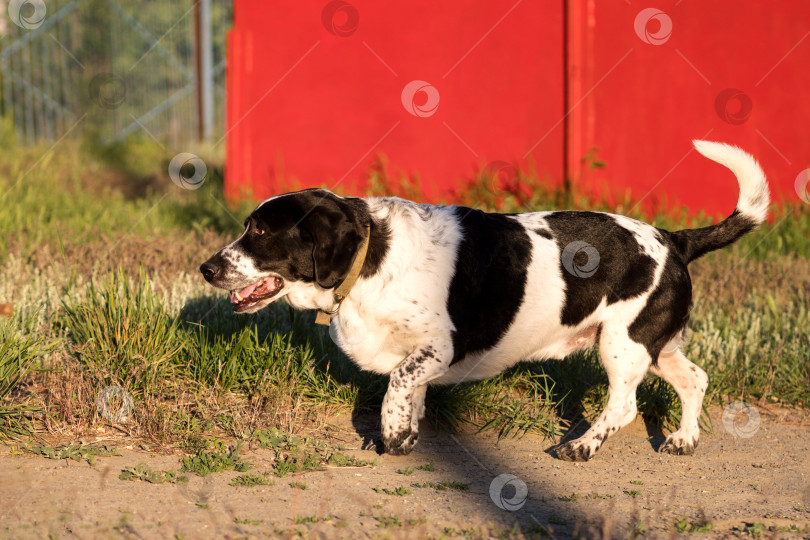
[[200, 262, 219, 282]]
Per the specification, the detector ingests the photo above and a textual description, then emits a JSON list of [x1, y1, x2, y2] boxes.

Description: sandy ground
[[2, 406, 810, 539]]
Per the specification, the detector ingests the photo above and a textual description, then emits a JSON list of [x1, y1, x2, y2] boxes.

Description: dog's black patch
[[628, 249, 692, 364], [447, 208, 532, 365], [556, 441, 593, 462], [670, 209, 758, 263], [534, 228, 553, 240], [659, 436, 698, 455], [544, 212, 657, 326]]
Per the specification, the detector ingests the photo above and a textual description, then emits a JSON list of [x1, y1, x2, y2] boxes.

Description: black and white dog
[[200, 141, 769, 461]]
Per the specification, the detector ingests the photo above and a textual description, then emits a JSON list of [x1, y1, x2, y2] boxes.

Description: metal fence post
[[195, 0, 214, 142]]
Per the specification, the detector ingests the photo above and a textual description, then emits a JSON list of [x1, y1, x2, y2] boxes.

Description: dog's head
[[200, 189, 367, 313]]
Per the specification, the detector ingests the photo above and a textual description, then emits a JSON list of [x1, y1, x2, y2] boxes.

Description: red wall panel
[[226, 0, 564, 203], [568, 0, 810, 216], [227, 1, 809, 217]]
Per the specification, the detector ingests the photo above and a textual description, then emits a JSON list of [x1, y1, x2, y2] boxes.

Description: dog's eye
[[252, 227, 265, 236]]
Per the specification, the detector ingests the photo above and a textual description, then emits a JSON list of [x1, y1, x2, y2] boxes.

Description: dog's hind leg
[[556, 326, 651, 462], [650, 348, 707, 455]]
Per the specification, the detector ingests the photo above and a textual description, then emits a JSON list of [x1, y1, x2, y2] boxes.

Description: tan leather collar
[[315, 224, 371, 326]]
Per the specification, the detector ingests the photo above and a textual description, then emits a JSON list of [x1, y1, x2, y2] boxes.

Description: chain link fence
[[0, 0, 231, 147]]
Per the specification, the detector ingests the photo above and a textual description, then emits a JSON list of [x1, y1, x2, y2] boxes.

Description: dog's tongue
[[231, 282, 258, 303]]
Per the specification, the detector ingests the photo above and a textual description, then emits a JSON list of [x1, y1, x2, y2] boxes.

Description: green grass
[[396, 463, 434, 475], [374, 515, 403, 528], [29, 442, 121, 465], [431, 368, 562, 438], [0, 140, 250, 261], [674, 515, 715, 533], [411, 481, 469, 492], [61, 270, 187, 395], [0, 140, 808, 449], [0, 315, 55, 439], [687, 289, 810, 404], [252, 428, 376, 476], [119, 463, 187, 484], [584, 493, 615, 500], [181, 441, 251, 476], [373, 486, 411, 496], [230, 472, 273, 487]]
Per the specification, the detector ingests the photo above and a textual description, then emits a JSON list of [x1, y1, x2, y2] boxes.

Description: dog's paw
[[383, 430, 418, 456], [555, 440, 595, 462], [659, 434, 698, 456]]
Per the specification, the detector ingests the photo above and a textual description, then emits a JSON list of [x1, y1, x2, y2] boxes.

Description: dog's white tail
[[671, 141, 770, 263], [692, 140, 770, 225]]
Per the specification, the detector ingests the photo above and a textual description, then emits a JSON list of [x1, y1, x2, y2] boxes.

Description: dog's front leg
[[381, 343, 449, 455]]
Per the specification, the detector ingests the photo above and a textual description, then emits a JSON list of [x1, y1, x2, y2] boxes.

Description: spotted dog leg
[[650, 349, 707, 455], [411, 384, 428, 435], [382, 344, 448, 455], [556, 327, 652, 462]]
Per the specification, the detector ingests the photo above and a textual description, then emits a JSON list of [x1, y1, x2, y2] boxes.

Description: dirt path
[[2, 406, 810, 539]]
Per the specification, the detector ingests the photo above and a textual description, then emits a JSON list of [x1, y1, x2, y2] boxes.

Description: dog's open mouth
[[230, 277, 284, 312]]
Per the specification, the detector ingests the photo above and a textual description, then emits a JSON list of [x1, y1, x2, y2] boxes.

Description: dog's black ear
[[300, 195, 363, 289]]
